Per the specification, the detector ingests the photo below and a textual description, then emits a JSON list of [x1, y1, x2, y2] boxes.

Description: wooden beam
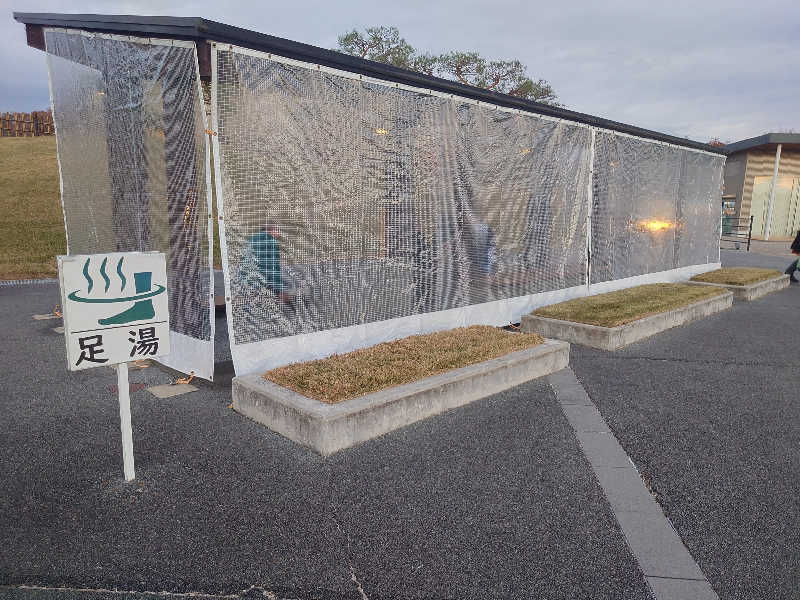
[[196, 40, 211, 79], [25, 23, 45, 51]]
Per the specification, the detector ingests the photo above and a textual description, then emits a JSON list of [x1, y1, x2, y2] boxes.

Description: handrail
[[720, 215, 753, 251]]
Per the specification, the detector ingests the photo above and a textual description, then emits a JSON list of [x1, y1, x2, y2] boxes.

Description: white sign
[[57, 252, 170, 371]]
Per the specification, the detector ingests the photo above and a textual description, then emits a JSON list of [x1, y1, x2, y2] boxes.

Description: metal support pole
[[764, 144, 782, 240], [747, 216, 753, 251], [586, 129, 595, 295], [117, 362, 135, 481]]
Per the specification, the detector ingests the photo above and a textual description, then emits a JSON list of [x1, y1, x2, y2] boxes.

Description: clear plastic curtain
[[45, 30, 214, 379], [591, 132, 724, 283], [211, 45, 723, 374], [213, 47, 592, 368]]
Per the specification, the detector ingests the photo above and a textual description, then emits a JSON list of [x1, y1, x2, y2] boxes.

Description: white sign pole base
[[117, 362, 136, 481]]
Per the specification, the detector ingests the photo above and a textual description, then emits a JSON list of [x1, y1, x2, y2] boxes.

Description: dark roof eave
[[723, 133, 800, 155], [13, 11, 725, 155]]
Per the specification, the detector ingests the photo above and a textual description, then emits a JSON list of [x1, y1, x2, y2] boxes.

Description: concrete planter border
[[232, 338, 569, 455], [520, 292, 733, 351], [688, 274, 789, 301]]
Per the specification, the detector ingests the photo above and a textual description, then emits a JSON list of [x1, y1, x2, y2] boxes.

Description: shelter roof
[[722, 133, 800, 155], [14, 11, 724, 155]]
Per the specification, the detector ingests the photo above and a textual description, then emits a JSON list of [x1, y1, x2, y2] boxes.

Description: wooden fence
[[1, 111, 55, 137]]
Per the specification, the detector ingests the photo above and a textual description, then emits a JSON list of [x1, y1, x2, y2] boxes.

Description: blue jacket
[[248, 231, 282, 292]]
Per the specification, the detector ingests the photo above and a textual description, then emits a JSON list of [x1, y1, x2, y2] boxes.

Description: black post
[[747, 215, 753, 251]]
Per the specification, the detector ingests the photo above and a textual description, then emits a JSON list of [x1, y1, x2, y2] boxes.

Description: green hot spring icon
[[68, 257, 165, 325]]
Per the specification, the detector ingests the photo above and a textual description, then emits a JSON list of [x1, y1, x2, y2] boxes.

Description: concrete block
[[614, 509, 707, 580], [547, 370, 594, 405], [147, 384, 198, 398], [547, 367, 578, 389], [574, 431, 632, 467], [548, 366, 717, 596], [688, 274, 789, 301], [520, 292, 733, 350], [232, 339, 570, 455], [646, 576, 719, 600], [593, 466, 660, 513], [560, 404, 609, 432]]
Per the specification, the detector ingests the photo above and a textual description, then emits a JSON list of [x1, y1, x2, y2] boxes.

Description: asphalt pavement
[[1, 282, 650, 599], [1, 250, 796, 599], [569, 250, 799, 600]]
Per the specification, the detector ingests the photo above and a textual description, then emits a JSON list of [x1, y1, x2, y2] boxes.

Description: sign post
[[117, 362, 135, 480], [57, 252, 170, 482]]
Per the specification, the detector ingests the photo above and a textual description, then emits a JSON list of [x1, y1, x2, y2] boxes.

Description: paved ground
[[744, 240, 796, 257], [570, 250, 799, 600], [1, 250, 797, 599], [721, 248, 795, 270], [1, 284, 650, 598]]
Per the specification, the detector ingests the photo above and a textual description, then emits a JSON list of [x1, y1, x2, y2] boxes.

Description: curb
[[232, 339, 570, 455], [548, 368, 719, 600], [688, 274, 790, 300], [520, 292, 733, 351], [0, 278, 58, 287]]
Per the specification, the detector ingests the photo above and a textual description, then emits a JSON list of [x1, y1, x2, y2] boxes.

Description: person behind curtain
[[464, 217, 498, 303], [244, 224, 292, 304], [412, 229, 434, 313]]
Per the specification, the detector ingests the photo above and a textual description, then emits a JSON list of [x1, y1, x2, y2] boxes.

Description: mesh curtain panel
[[591, 132, 724, 283], [214, 47, 592, 352], [45, 30, 214, 378], [675, 151, 725, 268]]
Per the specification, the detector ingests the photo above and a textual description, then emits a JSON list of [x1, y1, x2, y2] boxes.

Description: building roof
[[723, 133, 800, 155], [13, 12, 725, 155]]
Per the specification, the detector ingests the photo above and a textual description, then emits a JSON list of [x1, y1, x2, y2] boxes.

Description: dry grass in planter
[[533, 283, 726, 328], [264, 325, 544, 403], [690, 267, 783, 286]]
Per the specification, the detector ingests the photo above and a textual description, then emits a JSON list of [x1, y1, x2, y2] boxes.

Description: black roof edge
[[13, 12, 206, 38], [14, 12, 725, 155], [723, 133, 800, 155]]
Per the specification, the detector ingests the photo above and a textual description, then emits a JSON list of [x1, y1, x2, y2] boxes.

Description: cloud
[[2, 0, 797, 142]]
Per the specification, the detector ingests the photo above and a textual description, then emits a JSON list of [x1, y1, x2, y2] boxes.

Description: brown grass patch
[[690, 267, 783, 286], [0, 136, 64, 279], [533, 283, 726, 328], [264, 326, 544, 403]]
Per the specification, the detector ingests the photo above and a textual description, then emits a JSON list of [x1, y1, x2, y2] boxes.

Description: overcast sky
[[2, 0, 798, 143]]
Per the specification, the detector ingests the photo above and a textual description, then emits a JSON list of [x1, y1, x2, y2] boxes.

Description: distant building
[[723, 133, 800, 240]]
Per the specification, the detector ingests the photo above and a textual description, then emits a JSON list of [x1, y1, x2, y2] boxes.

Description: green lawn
[[0, 136, 64, 279], [0, 135, 223, 280]]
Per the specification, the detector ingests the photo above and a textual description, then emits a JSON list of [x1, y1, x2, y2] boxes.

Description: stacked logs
[[0, 110, 55, 137]]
